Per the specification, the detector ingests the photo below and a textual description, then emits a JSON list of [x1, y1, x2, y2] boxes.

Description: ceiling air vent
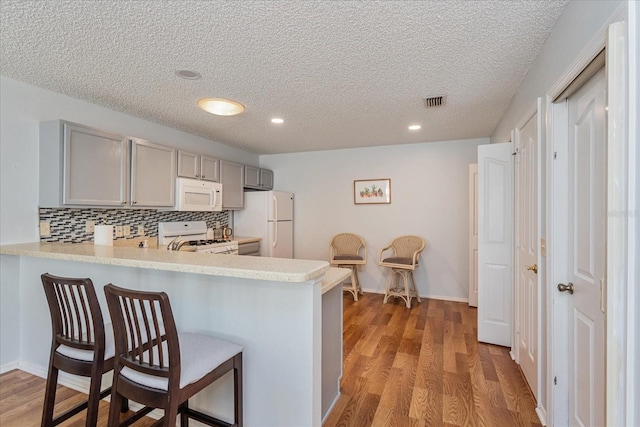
[[423, 96, 446, 109]]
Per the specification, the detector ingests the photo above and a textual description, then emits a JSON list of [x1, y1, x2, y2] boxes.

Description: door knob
[[557, 282, 574, 294], [526, 264, 538, 274]]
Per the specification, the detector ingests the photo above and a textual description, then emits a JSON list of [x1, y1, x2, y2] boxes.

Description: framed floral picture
[[354, 179, 391, 204]]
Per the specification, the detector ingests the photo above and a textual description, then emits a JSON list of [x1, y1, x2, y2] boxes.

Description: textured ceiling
[[0, 1, 568, 154]]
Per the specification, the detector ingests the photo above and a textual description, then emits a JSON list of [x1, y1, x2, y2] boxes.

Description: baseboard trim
[[536, 405, 548, 426], [0, 360, 19, 374], [359, 288, 470, 303], [322, 391, 341, 424]]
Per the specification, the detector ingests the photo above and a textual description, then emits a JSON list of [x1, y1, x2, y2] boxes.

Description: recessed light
[[271, 118, 284, 124], [408, 125, 421, 130], [198, 98, 245, 116], [175, 69, 201, 80]]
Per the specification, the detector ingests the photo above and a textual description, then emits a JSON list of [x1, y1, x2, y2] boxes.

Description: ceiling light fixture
[[175, 69, 201, 80], [408, 125, 422, 130], [271, 118, 284, 124], [198, 98, 245, 116]]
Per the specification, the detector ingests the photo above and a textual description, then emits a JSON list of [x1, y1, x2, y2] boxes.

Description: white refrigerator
[[234, 190, 294, 258]]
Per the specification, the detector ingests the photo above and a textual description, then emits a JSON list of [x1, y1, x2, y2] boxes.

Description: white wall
[[492, 0, 623, 144], [0, 76, 259, 369], [260, 138, 485, 301]]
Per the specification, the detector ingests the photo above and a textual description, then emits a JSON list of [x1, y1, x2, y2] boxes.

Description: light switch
[[85, 220, 95, 233], [123, 225, 131, 236], [115, 226, 123, 238], [540, 238, 547, 257], [137, 225, 145, 236]]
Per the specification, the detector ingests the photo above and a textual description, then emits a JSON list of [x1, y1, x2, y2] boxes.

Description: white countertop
[[322, 267, 351, 294], [0, 242, 331, 283], [233, 236, 261, 244]]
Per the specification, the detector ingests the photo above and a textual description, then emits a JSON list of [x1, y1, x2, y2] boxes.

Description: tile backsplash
[[39, 208, 229, 243]]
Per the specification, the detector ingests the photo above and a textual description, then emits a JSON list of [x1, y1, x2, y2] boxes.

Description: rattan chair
[[41, 273, 116, 427], [378, 236, 425, 308], [330, 233, 367, 301], [104, 283, 243, 427]]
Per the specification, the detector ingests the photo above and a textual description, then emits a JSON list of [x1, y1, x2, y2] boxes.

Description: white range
[[157, 221, 238, 254]]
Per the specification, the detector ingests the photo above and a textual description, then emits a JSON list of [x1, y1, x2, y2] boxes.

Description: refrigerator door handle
[[272, 194, 278, 221], [272, 222, 278, 248]]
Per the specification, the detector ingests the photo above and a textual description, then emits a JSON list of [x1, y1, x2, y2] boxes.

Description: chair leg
[[41, 361, 59, 427], [350, 266, 358, 301], [163, 401, 179, 427], [84, 366, 103, 427], [383, 270, 394, 304], [180, 401, 189, 426], [107, 383, 124, 427], [402, 271, 411, 309], [410, 271, 421, 303]]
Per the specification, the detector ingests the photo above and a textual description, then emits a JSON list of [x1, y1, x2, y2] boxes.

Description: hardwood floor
[[323, 293, 541, 427], [0, 369, 156, 427], [0, 293, 539, 426]]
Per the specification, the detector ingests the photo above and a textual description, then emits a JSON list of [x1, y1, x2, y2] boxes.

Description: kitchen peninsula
[[0, 242, 350, 427]]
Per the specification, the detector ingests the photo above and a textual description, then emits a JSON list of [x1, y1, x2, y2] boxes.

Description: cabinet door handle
[[121, 201, 126, 206], [201, 175, 205, 179], [133, 200, 137, 204], [196, 174, 200, 178]]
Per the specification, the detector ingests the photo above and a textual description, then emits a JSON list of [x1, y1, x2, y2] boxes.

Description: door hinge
[[553, 151, 557, 159], [554, 376, 557, 385]]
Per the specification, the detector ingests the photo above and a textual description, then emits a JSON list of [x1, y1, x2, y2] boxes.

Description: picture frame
[[354, 179, 391, 204]]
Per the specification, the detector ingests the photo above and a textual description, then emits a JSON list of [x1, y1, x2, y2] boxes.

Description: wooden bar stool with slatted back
[[40, 273, 128, 427], [330, 233, 367, 301], [104, 283, 243, 427]]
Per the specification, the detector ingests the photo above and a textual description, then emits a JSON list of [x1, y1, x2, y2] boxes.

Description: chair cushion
[[382, 257, 413, 265], [56, 322, 115, 362], [333, 255, 363, 261], [120, 332, 242, 391]]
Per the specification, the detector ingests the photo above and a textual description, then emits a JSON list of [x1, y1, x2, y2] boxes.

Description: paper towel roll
[[94, 225, 113, 246]]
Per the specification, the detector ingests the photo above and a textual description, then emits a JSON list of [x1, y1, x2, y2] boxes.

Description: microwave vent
[[423, 96, 446, 109]]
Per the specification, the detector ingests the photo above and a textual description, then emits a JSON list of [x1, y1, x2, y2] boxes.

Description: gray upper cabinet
[[260, 168, 274, 190], [177, 150, 220, 182], [131, 140, 176, 207], [40, 121, 130, 207], [200, 155, 220, 182], [220, 160, 244, 210], [244, 165, 260, 188], [40, 120, 177, 209], [244, 166, 274, 190]]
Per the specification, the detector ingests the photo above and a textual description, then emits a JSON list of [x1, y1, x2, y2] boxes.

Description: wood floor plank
[[326, 293, 541, 426], [0, 370, 156, 427]]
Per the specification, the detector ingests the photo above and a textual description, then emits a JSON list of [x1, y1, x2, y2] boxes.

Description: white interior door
[[515, 111, 539, 400], [565, 66, 606, 427], [477, 143, 513, 346], [469, 163, 479, 307]]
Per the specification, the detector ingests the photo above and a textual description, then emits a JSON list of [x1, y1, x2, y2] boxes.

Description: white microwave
[[175, 178, 223, 211]]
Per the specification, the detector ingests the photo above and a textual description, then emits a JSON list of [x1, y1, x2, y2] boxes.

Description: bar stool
[[378, 236, 425, 308], [40, 273, 114, 427], [104, 283, 243, 427], [329, 233, 367, 301]]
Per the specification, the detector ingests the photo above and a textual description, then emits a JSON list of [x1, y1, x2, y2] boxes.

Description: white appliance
[[175, 178, 222, 212], [157, 221, 238, 254], [234, 191, 293, 258]]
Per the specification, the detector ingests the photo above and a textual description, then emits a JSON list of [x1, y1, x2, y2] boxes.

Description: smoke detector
[[423, 96, 446, 109]]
